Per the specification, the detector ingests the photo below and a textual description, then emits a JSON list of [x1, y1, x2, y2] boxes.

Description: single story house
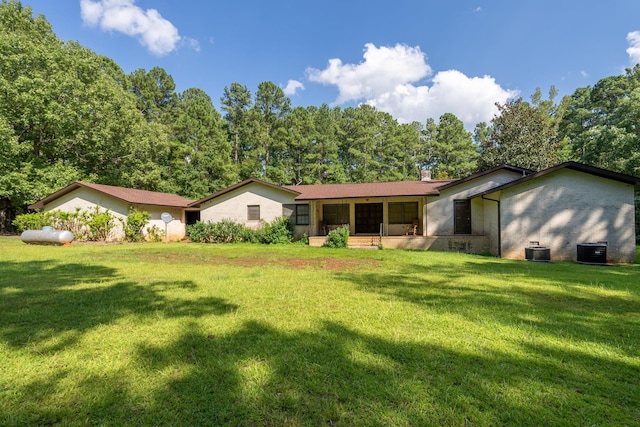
[[29, 182, 196, 241], [190, 162, 640, 262]]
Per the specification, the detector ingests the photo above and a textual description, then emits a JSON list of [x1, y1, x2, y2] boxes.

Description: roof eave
[[293, 191, 441, 201]]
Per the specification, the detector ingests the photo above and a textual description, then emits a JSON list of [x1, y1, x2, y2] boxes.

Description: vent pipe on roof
[[420, 170, 432, 181]]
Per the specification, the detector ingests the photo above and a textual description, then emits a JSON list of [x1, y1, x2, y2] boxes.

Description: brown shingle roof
[[282, 179, 456, 200], [29, 182, 194, 210]]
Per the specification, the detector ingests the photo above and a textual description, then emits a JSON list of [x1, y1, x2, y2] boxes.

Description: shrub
[[211, 218, 248, 243], [52, 208, 86, 239], [239, 226, 259, 243], [255, 216, 292, 244], [324, 225, 349, 248], [187, 217, 293, 245], [146, 225, 164, 242], [84, 206, 115, 241], [13, 212, 52, 231], [187, 219, 249, 243], [296, 233, 309, 245], [120, 209, 151, 242], [186, 221, 210, 243]]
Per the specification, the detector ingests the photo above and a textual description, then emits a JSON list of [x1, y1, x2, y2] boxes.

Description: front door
[[355, 203, 383, 234]]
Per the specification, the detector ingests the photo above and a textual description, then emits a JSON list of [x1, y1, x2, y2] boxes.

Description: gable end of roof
[[189, 179, 301, 207], [436, 165, 533, 191], [469, 161, 640, 198]]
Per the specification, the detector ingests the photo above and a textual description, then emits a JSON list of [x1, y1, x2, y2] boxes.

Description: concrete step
[[347, 236, 381, 249], [347, 245, 380, 250]]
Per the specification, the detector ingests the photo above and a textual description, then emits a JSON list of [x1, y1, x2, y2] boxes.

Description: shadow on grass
[[7, 319, 639, 426], [3, 255, 639, 425], [0, 260, 238, 350], [336, 259, 640, 356]]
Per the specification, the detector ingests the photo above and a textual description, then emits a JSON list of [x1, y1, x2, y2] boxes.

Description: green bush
[[186, 221, 210, 243], [146, 225, 164, 242], [121, 209, 151, 242], [52, 208, 86, 239], [324, 226, 349, 248], [212, 218, 248, 243], [85, 206, 115, 241], [255, 216, 292, 244], [187, 217, 293, 245], [239, 226, 259, 243], [12, 212, 52, 231], [187, 219, 249, 243]]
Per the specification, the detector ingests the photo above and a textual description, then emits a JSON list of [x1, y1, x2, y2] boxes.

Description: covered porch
[[308, 197, 427, 238]]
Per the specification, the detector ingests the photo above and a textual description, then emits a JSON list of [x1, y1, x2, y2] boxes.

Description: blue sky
[[22, 0, 640, 129]]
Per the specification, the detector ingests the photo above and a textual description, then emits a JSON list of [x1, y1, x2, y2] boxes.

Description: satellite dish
[[160, 212, 173, 243]]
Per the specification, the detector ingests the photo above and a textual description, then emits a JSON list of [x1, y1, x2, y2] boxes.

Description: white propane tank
[[21, 229, 74, 245]]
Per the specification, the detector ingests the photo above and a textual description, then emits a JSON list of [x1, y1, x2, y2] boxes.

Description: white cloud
[[308, 43, 432, 104], [307, 43, 516, 129], [626, 31, 640, 66], [283, 80, 305, 96], [80, 0, 195, 56]]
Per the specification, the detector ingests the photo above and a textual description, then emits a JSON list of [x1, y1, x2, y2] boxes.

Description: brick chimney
[[420, 170, 432, 181]]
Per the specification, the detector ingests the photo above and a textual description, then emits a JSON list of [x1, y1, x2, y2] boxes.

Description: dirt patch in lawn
[[132, 252, 381, 271], [263, 257, 381, 271], [208, 255, 381, 271]]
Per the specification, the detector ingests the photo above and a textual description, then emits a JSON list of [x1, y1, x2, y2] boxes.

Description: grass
[[0, 236, 639, 426]]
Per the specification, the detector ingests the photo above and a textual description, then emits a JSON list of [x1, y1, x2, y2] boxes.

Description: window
[[295, 204, 309, 225], [454, 199, 471, 234], [323, 204, 349, 225], [282, 204, 310, 226], [388, 202, 419, 224], [247, 205, 260, 221]]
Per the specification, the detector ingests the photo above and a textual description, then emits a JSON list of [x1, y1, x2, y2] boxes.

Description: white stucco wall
[[199, 182, 299, 228], [136, 204, 186, 241], [43, 188, 187, 241], [426, 170, 524, 236], [481, 196, 501, 256], [499, 169, 636, 262]]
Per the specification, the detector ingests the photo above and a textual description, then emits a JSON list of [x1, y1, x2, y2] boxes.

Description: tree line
[[1, 1, 639, 220]]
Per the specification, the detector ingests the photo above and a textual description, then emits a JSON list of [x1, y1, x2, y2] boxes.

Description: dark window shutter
[[248, 205, 260, 221]]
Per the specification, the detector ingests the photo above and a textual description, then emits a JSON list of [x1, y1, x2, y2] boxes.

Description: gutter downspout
[[481, 195, 501, 257]]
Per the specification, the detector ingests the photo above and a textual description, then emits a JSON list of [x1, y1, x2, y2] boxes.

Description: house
[[28, 182, 196, 241], [191, 162, 640, 262]]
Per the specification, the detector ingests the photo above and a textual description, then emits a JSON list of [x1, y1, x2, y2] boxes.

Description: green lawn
[[1, 237, 638, 426]]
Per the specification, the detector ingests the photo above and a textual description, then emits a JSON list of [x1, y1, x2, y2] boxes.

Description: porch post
[[422, 197, 428, 236]]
